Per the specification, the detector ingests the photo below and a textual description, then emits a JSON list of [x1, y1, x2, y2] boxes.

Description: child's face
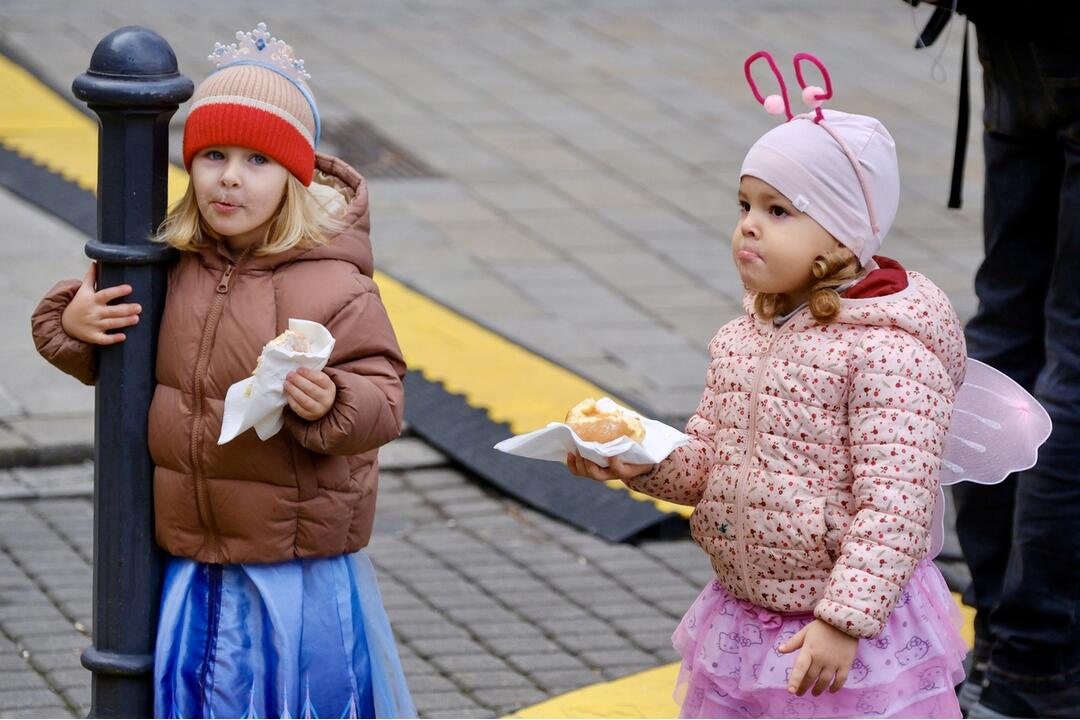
[[732, 176, 843, 298], [190, 146, 290, 252]]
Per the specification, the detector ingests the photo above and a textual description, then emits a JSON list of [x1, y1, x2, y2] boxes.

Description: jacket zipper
[[734, 319, 790, 603], [190, 254, 247, 559]]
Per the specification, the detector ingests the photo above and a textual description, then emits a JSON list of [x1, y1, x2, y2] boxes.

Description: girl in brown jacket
[[32, 24, 414, 719]]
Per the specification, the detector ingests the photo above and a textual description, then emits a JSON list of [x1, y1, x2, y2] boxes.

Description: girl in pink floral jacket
[[568, 55, 968, 719]]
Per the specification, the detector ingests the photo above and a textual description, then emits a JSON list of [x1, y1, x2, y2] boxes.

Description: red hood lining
[[843, 256, 908, 299]]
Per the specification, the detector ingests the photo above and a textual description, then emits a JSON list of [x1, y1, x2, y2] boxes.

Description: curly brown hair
[[753, 248, 861, 323]]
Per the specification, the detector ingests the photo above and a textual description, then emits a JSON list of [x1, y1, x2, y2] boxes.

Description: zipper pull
[[216, 263, 236, 294]]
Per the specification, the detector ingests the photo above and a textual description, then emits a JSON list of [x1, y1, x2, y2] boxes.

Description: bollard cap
[[73, 26, 193, 108]]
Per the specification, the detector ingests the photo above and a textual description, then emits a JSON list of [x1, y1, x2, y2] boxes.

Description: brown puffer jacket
[[31, 154, 406, 564]]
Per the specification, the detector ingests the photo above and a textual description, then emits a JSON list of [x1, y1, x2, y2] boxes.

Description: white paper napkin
[[493, 397, 691, 468], [218, 319, 336, 445]]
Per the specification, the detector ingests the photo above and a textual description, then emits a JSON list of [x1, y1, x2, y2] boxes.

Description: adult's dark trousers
[[954, 25, 1080, 716]]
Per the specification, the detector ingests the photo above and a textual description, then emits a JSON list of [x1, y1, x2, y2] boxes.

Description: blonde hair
[[753, 248, 862, 323], [153, 174, 347, 256]]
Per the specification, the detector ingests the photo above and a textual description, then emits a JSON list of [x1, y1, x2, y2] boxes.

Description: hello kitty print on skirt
[[671, 560, 967, 718]]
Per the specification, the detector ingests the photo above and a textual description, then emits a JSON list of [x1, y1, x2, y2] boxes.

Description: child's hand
[[566, 453, 655, 483], [61, 263, 141, 345], [285, 368, 337, 421], [778, 619, 859, 696]]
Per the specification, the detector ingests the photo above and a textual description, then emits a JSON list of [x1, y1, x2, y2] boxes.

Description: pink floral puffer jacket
[[627, 271, 966, 638]]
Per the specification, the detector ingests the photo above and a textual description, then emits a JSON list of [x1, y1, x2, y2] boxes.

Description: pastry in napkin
[[494, 397, 690, 468], [218, 319, 335, 444]]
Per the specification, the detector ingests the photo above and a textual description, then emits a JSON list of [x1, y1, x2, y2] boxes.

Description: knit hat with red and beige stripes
[[183, 23, 318, 185]]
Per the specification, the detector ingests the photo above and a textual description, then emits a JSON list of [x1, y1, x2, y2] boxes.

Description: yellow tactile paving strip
[[1, 51, 976, 717], [0, 50, 692, 522]]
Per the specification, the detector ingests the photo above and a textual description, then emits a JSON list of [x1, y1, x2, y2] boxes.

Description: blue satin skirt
[[154, 552, 415, 719]]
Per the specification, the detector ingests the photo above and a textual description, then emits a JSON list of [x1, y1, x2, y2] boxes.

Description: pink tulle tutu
[[673, 561, 967, 718]]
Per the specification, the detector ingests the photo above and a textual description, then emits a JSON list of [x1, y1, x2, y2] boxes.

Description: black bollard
[[72, 27, 192, 718]]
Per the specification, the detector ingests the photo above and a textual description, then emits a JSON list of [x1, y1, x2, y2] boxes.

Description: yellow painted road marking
[[0, 50, 692, 520], [513, 592, 976, 718], [957, 592, 976, 647], [512, 663, 681, 719], [0, 53, 189, 204], [376, 276, 692, 518]]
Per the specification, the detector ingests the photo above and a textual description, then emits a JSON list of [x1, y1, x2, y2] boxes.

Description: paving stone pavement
[[0, 438, 717, 718], [0, 440, 970, 718]]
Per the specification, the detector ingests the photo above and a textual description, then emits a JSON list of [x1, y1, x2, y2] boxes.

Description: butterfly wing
[[940, 358, 1052, 487], [930, 358, 1052, 558]]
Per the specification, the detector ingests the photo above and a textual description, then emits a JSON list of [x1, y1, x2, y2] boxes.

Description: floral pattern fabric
[[626, 274, 966, 638]]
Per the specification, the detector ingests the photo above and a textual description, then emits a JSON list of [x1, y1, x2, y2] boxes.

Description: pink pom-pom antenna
[[793, 52, 833, 122], [763, 94, 786, 115], [744, 50, 793, 121], [801, 85, 825, 108]]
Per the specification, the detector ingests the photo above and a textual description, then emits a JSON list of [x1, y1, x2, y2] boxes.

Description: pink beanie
[[739, 109, 900, 266]]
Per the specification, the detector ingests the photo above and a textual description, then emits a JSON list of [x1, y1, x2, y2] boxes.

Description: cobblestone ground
[[0, 434, 716, 718]]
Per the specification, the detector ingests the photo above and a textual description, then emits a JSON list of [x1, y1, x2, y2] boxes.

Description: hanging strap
[[948, 21, 970, 209], [915, 7, 970, 209], [915, 5, 954, 48]]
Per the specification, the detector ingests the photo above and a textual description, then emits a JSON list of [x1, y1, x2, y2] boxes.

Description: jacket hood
[[745, 270, 967, 389], [196, 153, 373, 277]]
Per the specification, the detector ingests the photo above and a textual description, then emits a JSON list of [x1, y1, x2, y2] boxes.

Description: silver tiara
[[208, 22, 311, 84]]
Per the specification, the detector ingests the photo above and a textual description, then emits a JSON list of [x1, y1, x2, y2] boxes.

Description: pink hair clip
[[744, 50, 793, 121], [793, 52, 833, 123]]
